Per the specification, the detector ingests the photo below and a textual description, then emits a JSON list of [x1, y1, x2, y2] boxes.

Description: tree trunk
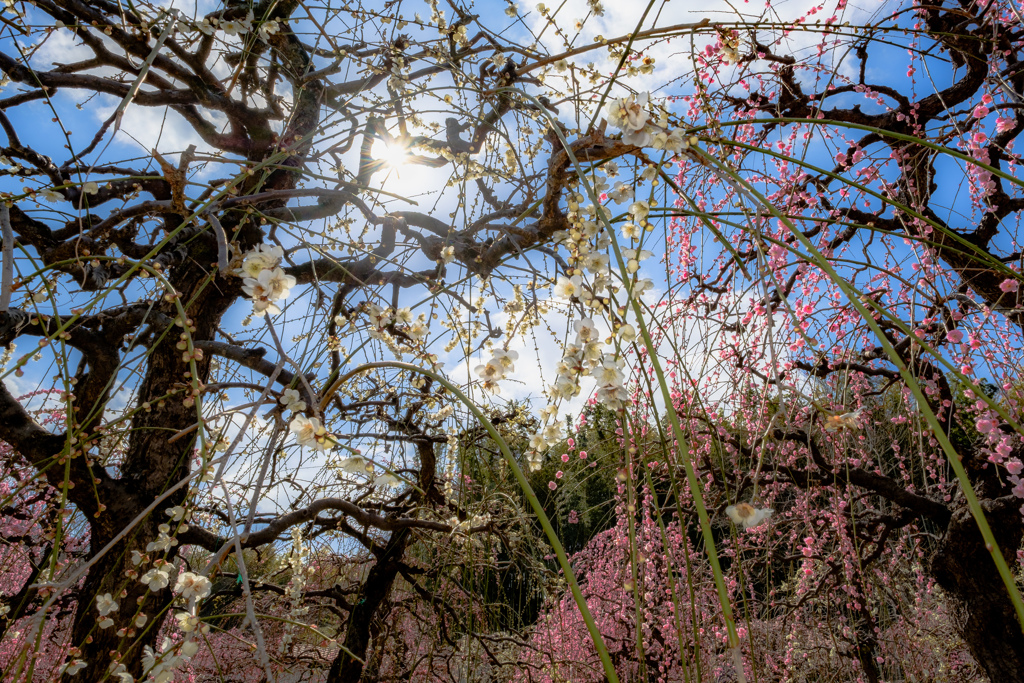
[[930, 501, 1024, 682], [327, 529, 410, 683], [66, 519, 171, 683], [65, 233, 238, 682]]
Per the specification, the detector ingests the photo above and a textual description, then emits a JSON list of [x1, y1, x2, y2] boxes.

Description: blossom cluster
[[179, 11, 280, 41], [605, 93, 699, 153], [821, 408, 865, 433], [75, 560, 212, 681], [521, 90, 701, 471], [474, 348, 519, 394], [364, 302, 429, 341], [140, 570, 212, 681], [236, 244, 296, 316], [523, 162, 662, 468], [281, 527, 309, 650]]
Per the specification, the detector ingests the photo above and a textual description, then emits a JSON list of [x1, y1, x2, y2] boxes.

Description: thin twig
[[220, 482, 276, 683], [110, 10, 178, 137], [207, 213, 231, 275]]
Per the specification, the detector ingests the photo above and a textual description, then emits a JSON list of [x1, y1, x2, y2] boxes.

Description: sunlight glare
[[374, 139, 411, 172]]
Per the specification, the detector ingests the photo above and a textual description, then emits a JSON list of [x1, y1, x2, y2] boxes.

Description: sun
[[373, 138, 411, 172], [367, 134, 442, 194]]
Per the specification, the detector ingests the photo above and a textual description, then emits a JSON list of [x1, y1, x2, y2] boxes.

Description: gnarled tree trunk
[[931, 501, 1024, 682]]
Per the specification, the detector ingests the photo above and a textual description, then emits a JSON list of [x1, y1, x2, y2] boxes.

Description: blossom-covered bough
[[2, 0, 1024, 681]]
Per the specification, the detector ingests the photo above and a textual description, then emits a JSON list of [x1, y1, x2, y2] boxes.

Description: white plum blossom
[[375, 471, 403, 488], [220, 11, 253, 35], [237, 244, 284, 279], [607, 181, 634, 204], [543, 423, 562, 442], [279, 387, 306, 413], [582, 340, 604, 363], [592, 356, 625, 386], [550, 374, 580, 399], [242, 267, 295, 315], [581, 251, 610, 275], [39, 188, 64, 203], [257, 19, 280, 41], [146, 525, 178, 553], [475, 360, 504, 393], [181, 640, 199, 658], [726, 502, 773, 530], [365, 303, 392, 329], [142, 639, 177, 683], [628, 200, 650, 221], [140, 565, 172, 591], [174, 611, 201, 632], [290, 415, 331, 451], [553, 274, 583, 299], [109, 662, 134, 683], [96, 593, 118, 616], [573, 317, 599, 343], [605, 92, 655, 146], [490, 348, 519, 373], [623, 248, 653, 274], [721, 35, 743, 64], [475, 360, 504, 382], [173, 572, 212, 601], [142, 636, 201, 683], [61, 659, 87, 676], [407, 319, 429, 340], [596, 383, 629, 410], [606, 93, 651, 134], [583, 174, 609, 195], [341, 455, 373, 475], [652, 128, 687, 154], [633, 278, 654, 296], [474, 348, 519, 393]]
